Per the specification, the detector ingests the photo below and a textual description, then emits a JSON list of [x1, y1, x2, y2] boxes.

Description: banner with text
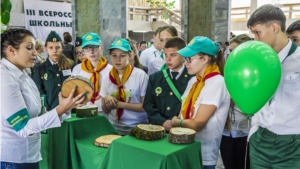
[[24, 0, 72, 42]]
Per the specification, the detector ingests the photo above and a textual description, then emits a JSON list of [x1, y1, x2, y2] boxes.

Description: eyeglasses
[[75, 51, 83, 56], [83, 46, 100, 53], [184, 56, 202, 63]]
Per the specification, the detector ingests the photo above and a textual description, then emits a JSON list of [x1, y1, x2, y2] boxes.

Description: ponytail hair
[[215, 50, 225, 75], [200, 50, 225, 75]]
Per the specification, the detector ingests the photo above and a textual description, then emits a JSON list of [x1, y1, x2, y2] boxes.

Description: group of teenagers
[[1, 4, 300, 169]]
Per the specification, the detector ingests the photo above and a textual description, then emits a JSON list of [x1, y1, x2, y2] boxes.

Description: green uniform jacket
[[33, 58, 73, 111], [143, 67, 194, 125]]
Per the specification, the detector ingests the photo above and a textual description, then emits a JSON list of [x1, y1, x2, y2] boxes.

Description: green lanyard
[[162, 70, 182, 102]]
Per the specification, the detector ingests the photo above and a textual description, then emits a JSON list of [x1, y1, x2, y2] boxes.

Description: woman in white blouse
[[0, 29, 85, 169]]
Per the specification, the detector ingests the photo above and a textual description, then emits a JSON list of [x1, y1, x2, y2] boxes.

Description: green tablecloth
[[40, 114, 118, 169], [99, 135, 203, 169]]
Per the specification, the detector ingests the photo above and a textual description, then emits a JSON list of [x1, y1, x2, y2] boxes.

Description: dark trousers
[[249, 127, 300, 169], [1, 162, 39, 169], [220, 135, 250, 169]]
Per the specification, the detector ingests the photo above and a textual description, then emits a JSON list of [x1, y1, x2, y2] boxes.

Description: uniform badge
[[155, 87, 162, 96], [53, 38, 57, 42], [188, 39, 194, 46], [86, 35, 92, 40], [115, 40, 122, 45], [44, 73, 48, 80], [184, 74, 188, 77], [76, 41, 80, 45]]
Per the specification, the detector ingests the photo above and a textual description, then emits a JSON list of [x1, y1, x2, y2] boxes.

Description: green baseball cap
[[108, 38, 132, 52], [81, 32, 102, 48], [177, 36, 219, 57], [46, 31, 62, 42]]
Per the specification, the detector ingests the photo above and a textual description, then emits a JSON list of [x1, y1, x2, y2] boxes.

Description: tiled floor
[[216, 152, 225, 169]]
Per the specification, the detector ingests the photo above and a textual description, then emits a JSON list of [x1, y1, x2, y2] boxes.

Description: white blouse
[[71, 63, 113, 114], [180, 75, 230, 166], [0, 58, 61, 163], [100, 68, 149, 135]]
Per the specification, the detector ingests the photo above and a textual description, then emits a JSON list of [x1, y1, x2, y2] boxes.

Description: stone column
[[72, 0, 100, 37], [99, 0, 127, 57], [181, 0, 231, 43], [72, 0, 127, 58]]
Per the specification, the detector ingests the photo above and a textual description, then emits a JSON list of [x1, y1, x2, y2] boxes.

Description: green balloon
[[224, 41, 282, 115]]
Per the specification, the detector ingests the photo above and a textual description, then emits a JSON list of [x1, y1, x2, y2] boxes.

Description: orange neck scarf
[[109, 64, 134, 121], [181, 64, 221, 119], [81, 57, 108, 103]]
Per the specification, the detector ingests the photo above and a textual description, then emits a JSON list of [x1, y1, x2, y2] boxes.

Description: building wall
[[75, 0, 100, 36], [128, 0, 165, 7]]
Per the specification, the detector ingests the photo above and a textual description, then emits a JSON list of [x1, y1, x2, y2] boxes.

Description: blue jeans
[[1, 162, 39, 169], [203, 165, 216, 169]]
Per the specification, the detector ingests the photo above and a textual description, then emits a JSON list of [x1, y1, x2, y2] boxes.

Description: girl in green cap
[[171, 36, 230, 169], [100, 38, 149, 135], [72, 32, 112, 116]]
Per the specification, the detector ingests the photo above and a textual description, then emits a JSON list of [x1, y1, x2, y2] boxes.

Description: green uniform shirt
[[143, 67, 193, 125], [33, 58, 73, 111]]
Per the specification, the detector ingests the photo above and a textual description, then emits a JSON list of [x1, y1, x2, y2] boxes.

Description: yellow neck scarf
[[81, 57, 108, 103], [181, 64, 221, 119], [109, 64, 134, 121]]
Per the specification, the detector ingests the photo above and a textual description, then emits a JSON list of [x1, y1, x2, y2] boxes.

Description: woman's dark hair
[[159, 26, 178, 37], [64, 34, 72, 43], [1, 28, 35, 58], [45, 41, 73, 70]]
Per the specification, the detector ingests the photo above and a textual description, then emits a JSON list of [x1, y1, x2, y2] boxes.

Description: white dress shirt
[[147, 52, 165, 75], [223, 105, 250, 138], [169, 64, 184, 80], [0, 58, 61, 163], [100, 68, 149, 135], [139, 45, 161, 67], [71, 63, 112, 115], [249, 40, 300, 139]]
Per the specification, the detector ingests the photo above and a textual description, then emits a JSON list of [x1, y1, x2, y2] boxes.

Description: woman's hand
[[171, 116, 180, 127], [103, 95, 118, 110], [56, 86, 85, 116]]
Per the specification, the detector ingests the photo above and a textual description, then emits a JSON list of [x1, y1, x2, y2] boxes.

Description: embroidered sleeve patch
[[6, 108, 30, 132]]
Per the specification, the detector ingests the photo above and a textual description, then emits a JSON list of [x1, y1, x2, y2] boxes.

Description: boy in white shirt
[[247, 4, 300, 168]]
